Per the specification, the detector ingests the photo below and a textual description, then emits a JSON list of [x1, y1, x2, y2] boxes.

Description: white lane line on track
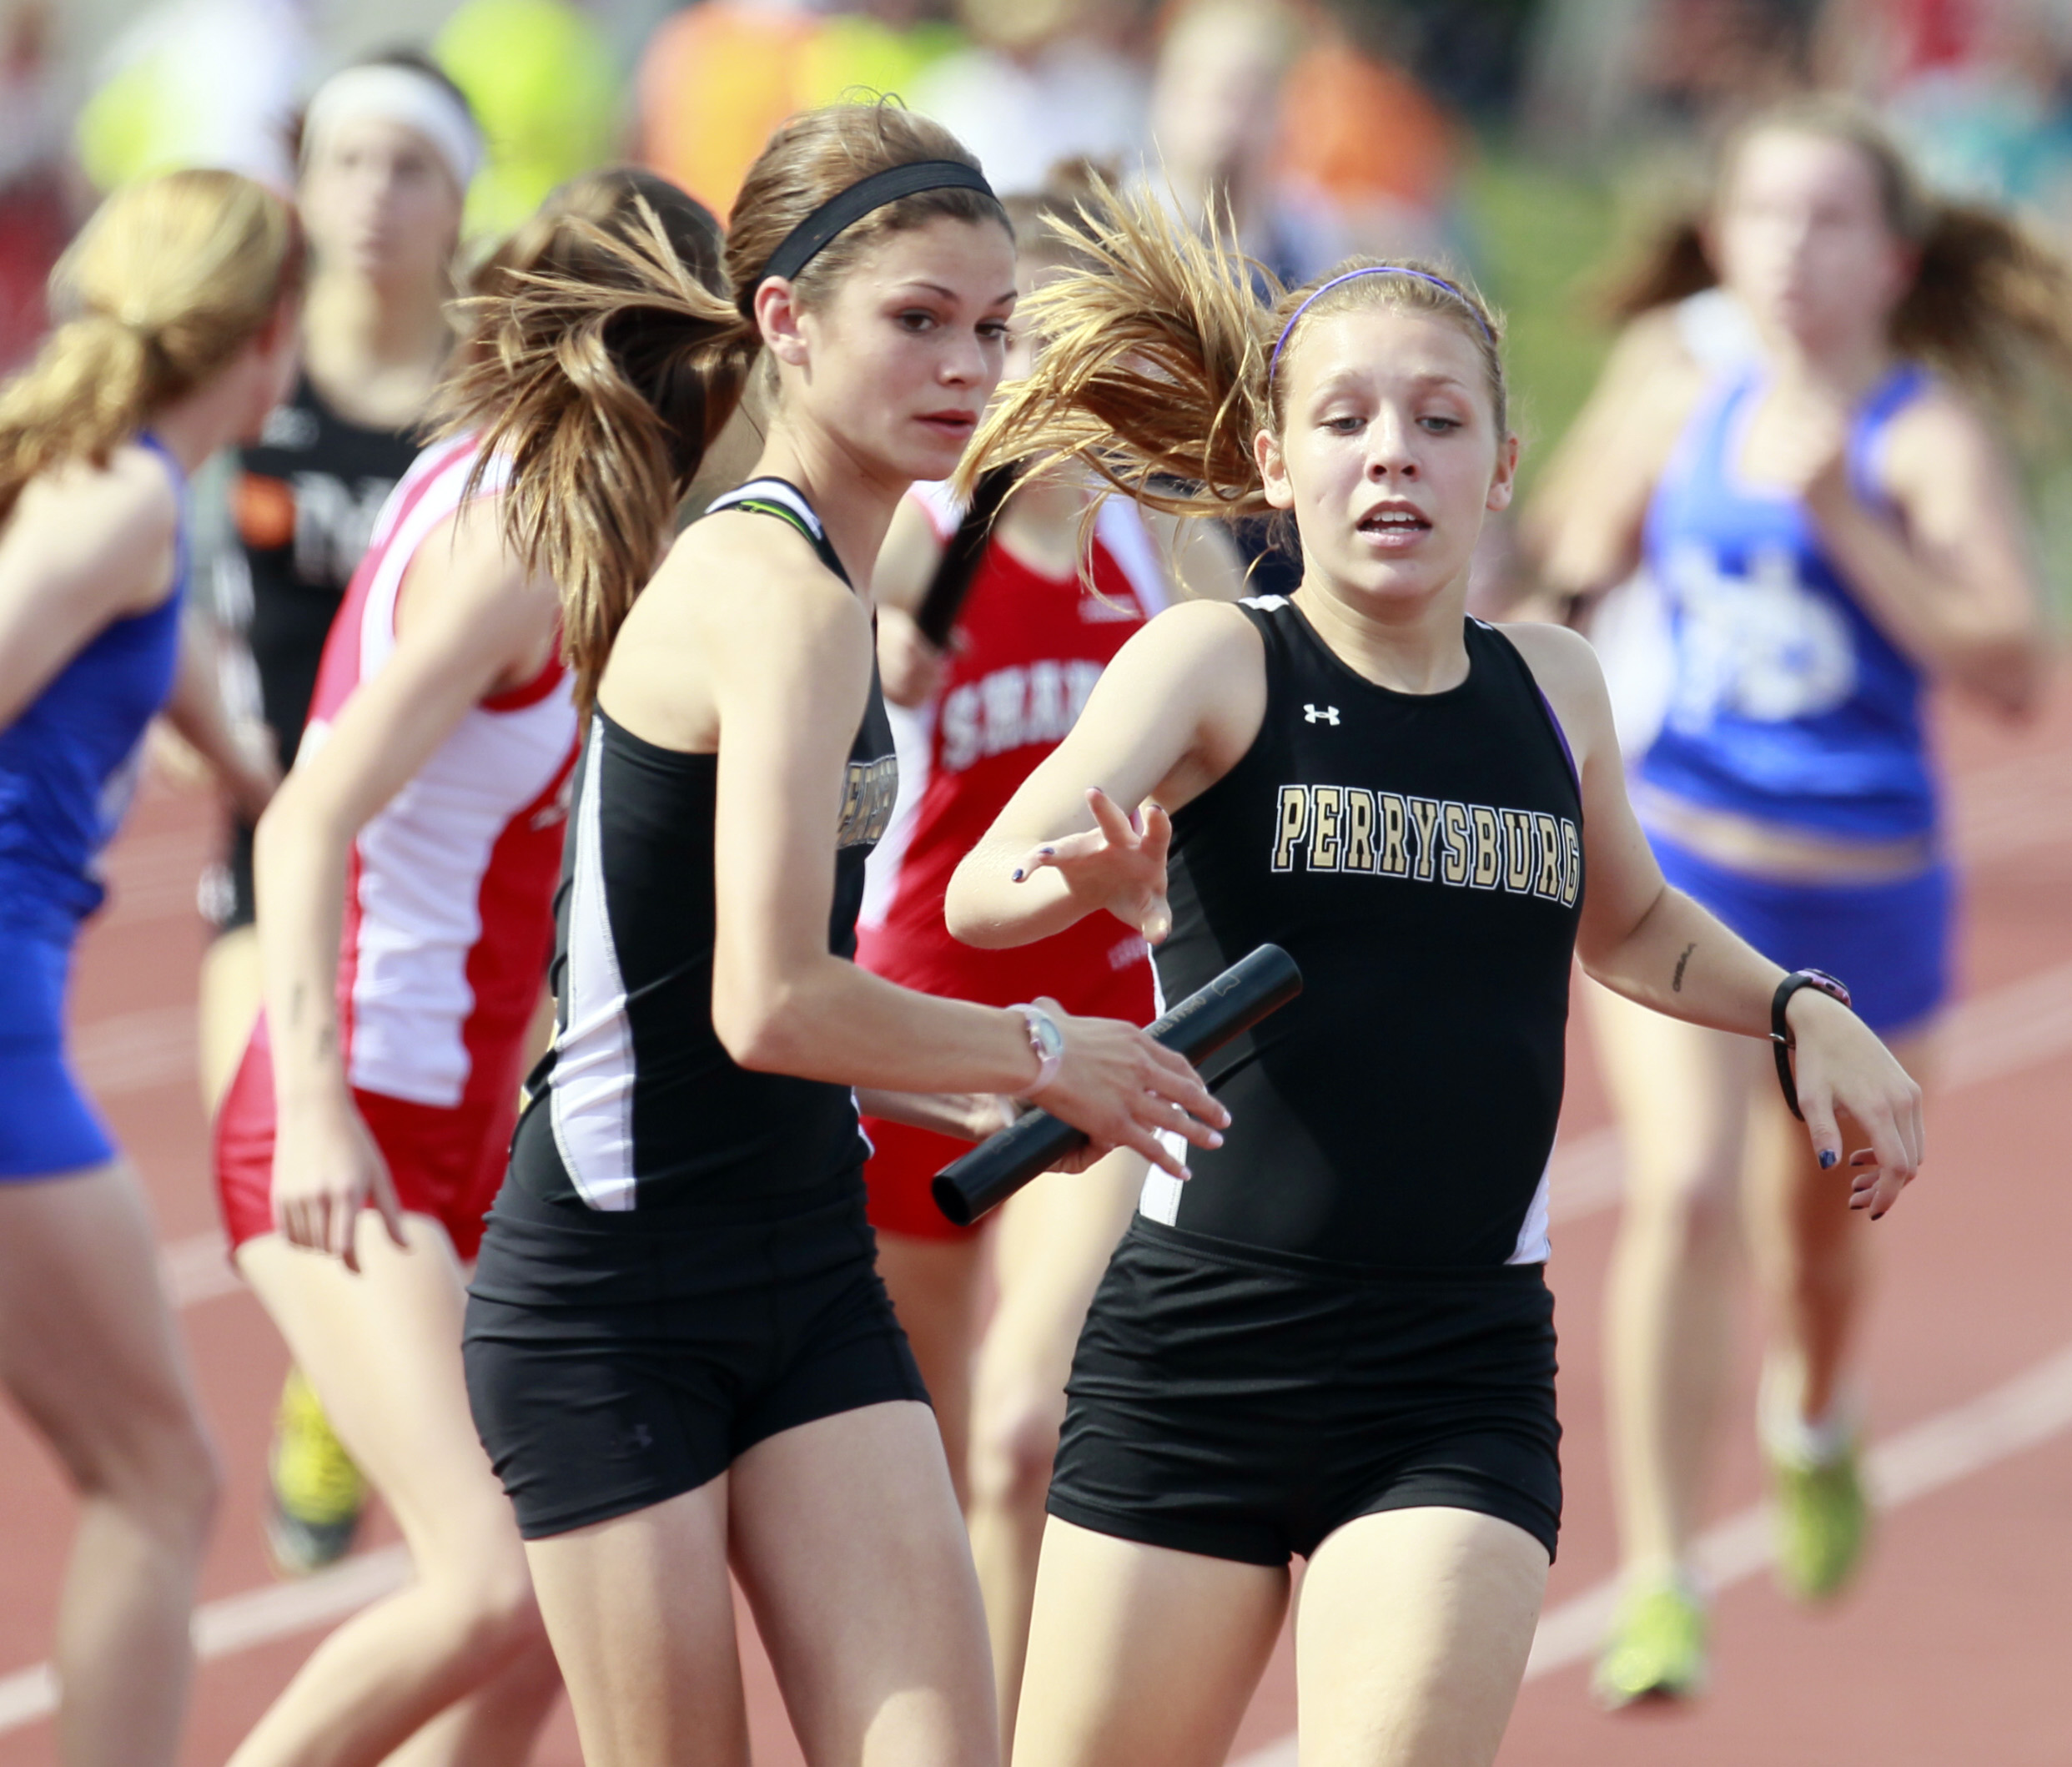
[[0, 1547, 412, 1734], [1230, 1338, 2072, 1766]]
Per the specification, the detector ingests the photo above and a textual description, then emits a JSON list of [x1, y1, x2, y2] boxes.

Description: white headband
[[302, 64, 482, 192]]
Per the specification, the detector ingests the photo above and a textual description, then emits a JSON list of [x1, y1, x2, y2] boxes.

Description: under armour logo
[[1304, 704, 1340, 725]]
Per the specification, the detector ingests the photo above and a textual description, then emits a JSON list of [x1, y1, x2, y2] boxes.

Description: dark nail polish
[[1039, 847, 1055, 857], [1010, 868, 1024, 882], [1818, 1150, 1838, 1169]]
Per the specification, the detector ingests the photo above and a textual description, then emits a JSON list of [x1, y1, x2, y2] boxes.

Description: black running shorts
[[1047, 1216, 1562, 1565], [463, 1172, 929, 1540]]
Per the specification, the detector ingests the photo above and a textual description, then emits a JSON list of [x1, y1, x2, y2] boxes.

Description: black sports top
[[1144, 596, 1584, 1268], [510, 480, 898, 1212], [230, 374, 423, 771]]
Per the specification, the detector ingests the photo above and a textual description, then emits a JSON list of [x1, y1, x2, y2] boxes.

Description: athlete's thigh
[[1294, 1507, 1547, 1767], [197, 924, 262, 1114], [237, 1214, 510, 1556], [975, 1153, 1142, 1462], [729, 1399, 998, 1767], [523, 1478, 748, 1767], [1583, 977, 1764, 1204], [1013, 1517, 1289, 1767], [0, 1160, 208, 1488]]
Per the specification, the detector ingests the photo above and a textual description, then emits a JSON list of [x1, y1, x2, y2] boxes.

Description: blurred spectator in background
[[73, 0, 309, 191], [800, 0, 963, 108], [1275, 1, 1459, 258], [913, 0, 1149, 194], [640, 1, 964, 214], [435, 0, 621, 239], [1141, 0, 1340, 285], [0, 2, 71, 372], [1848, 0, 2072, 239]]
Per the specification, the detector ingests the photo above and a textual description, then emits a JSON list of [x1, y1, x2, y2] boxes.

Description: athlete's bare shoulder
[[1492, 618, 1615, 772], [3, 442, 179, 616]]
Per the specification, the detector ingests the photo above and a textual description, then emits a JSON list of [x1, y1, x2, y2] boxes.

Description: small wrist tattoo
[[1672, 942, 1697, 994]]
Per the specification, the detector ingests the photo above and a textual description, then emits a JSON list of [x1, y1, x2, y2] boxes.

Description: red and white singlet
[[214, 440, 580, 1259], [857, 482, 1174, 1238]]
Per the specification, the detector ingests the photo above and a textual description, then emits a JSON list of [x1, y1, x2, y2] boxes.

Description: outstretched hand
[[1012, 788, 1174, 945], [1785, 989, 1924, 1219]]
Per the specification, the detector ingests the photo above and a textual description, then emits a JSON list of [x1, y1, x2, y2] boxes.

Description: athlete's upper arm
[[702, 550, 877, 1009], [985, 598, 1264, 850], [1139, 509, 1250, 603], [0, 456, 176, 730], [1521, 315, 1704, 601], [1879, 388, 2043, 639], [276, 507, 557, 837], [873, 491, 951, 617], [1499, 620, 1667, 957]]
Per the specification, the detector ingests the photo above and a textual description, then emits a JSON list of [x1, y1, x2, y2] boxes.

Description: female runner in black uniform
[[456, 104, 1225, 1767], [943, 193, 1924, 1767]]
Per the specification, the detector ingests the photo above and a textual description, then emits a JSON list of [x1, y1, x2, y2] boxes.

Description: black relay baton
[[930, 944, 1303, 1228]]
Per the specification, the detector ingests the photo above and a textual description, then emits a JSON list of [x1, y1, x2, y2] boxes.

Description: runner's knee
[[969, 1391, 1061, 1513]]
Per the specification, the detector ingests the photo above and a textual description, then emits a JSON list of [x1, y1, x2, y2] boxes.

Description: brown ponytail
[[1603, 98, 2072, 400], [961, 182, 1506, 540], [449, 101, 1007, 714], [435, 168, 737, 715], [0, 169, 302, 523]]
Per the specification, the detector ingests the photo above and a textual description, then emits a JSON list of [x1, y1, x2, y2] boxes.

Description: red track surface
[[2, 674, 2068, 1765]]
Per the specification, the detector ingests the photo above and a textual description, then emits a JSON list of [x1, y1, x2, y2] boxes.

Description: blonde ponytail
[[961, 184, 1507, 543], [0, 169, 301, 523], [961, 180, 1276, 520]]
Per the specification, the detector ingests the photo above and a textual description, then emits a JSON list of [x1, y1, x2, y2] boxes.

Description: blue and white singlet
[[1639, 365, 1935, 843]]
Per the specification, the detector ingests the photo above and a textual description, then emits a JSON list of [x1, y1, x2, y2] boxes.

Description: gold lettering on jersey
[[1266, 784, 1581, 908], [1376, 792, 1408, 878], [1501, 808, 1534, 894], [1533, 813, 1562, 900], [837, 755, 898, 848], [1471, 805, 1502, 889], [1272, 785, 1309, 872], [1441, 801, 1471, 885], [1310, 785, 1342, 871], [1343, 788, 1376, 873], [1408, 796, 1441, 881]]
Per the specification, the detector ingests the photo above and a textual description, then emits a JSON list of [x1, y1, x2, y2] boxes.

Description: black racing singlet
[[231, 373, 424, 770], [510, 479, 899, 1212], [1143, 596, 1585, 1268]]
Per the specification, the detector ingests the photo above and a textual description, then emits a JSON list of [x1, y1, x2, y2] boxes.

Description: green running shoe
[[1768, 1437, 1870, 1603], [1592, 1578, 1708, 1709], [264, 1367, 366, 1578]]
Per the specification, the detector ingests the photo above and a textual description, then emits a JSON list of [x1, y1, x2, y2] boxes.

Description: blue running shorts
[[0, 921, 117, 1178], [1651, 833, 1953, 1038]]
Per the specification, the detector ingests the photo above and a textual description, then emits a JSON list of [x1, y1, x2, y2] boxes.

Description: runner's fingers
[[1144, 1053, 1229, 1129], [370, 1162, 409, 1251], [1117, 1123, 1189, 1181], [1011, 828, 1104, 883], [1798, 1089, 1843, 1173], [1085, 787, 1139, 848]]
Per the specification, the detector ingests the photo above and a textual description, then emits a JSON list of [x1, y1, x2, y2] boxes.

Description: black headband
[[744, 159, 998, 314]]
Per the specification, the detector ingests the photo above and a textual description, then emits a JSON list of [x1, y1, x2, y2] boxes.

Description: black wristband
[[1769, 969, 1853, 1121]]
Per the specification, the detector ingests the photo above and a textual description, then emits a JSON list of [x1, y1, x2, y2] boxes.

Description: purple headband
[[1269, 265, 1491, 379]]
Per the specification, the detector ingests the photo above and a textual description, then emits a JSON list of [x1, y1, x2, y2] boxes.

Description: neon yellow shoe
[[1592, 1577, 1708, 1709], [1768, 1437, 1870, 1603], [264, 1367, 366, 1578]]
